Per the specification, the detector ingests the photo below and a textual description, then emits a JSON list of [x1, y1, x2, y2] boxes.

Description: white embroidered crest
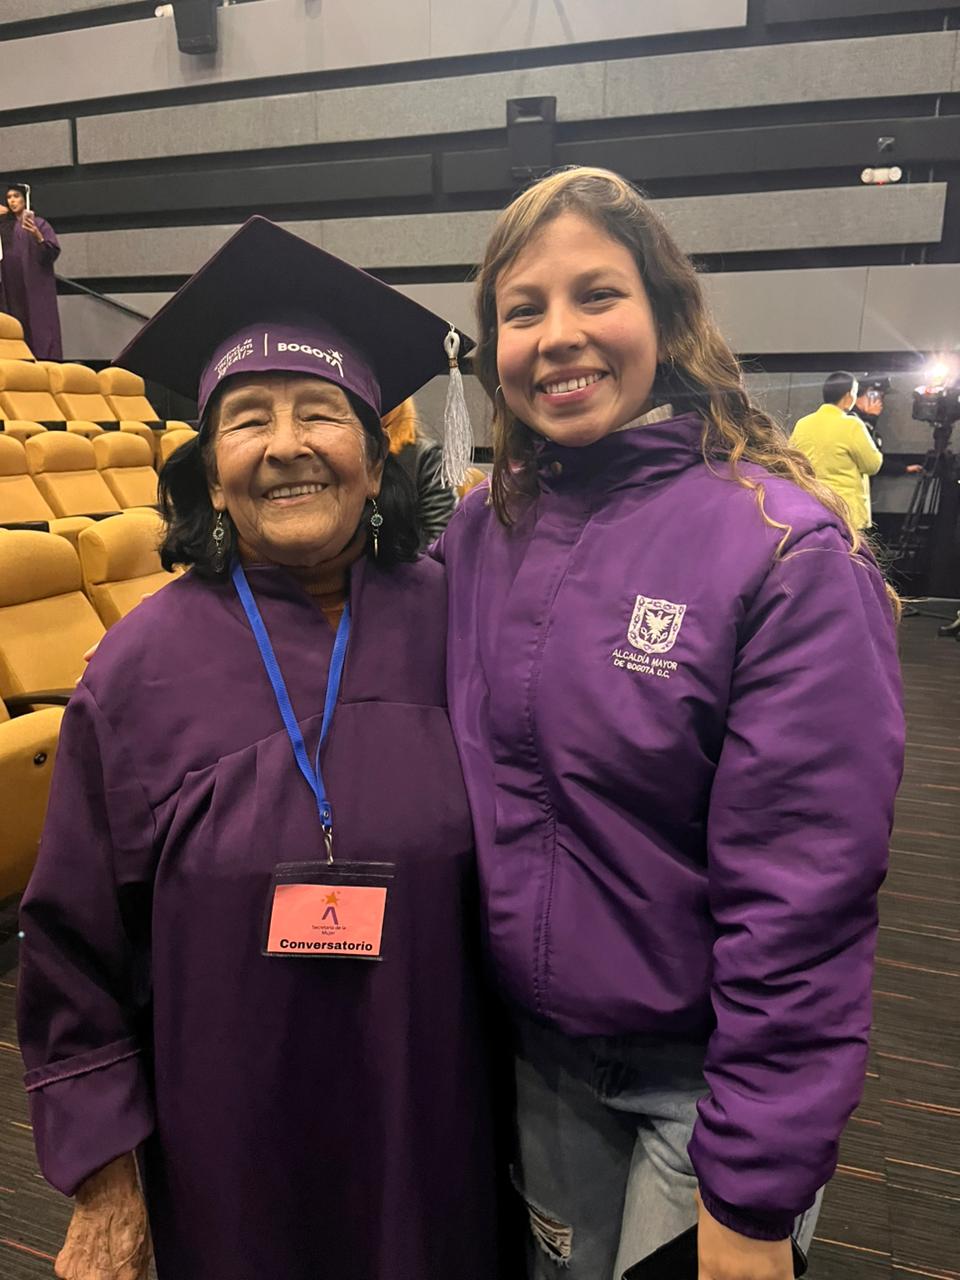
[[627, 595, 686, 655]]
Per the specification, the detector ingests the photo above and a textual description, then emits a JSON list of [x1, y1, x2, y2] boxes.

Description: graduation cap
[[115, 216, 475, 484]]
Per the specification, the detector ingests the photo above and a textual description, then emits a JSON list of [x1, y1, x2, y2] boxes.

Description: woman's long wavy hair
[[474, 167, 898, 611]]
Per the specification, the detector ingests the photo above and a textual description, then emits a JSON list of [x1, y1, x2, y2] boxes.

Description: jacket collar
[[535, 410, 706, 495]]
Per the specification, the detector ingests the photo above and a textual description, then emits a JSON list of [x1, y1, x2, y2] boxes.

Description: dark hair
[[5, 183, 27, 198], [822, 371, 857, 405], [158, 386, 421, 576]]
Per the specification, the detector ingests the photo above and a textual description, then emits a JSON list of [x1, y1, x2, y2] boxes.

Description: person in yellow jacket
[[789, 372, 883, 528]]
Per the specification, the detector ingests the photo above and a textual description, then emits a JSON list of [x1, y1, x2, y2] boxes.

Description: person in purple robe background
[[17, 219, 515, 1280], [434, 168, 905, 1279], [0, 182, 63, 360]]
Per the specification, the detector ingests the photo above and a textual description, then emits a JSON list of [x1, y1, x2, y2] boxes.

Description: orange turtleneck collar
[[237, 528, 366, 631]]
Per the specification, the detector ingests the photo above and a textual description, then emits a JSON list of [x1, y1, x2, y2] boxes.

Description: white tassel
[[441, 327, 474, 488]]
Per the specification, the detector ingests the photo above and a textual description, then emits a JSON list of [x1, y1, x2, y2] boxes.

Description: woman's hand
[[697, 1191, 793, 1280], [55, 1153, 151, 1280], [22, 209, 43, 242]]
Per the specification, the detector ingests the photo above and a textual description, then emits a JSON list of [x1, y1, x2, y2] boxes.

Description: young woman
[[436, 168, 904, 1280]]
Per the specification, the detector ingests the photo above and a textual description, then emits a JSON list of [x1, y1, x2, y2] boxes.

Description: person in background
[[0, 182, 62, 360], [435, 168, 903, 1280], [789, 371, 882, 529], [382, 397, 456, 546], [850, 376, 890, 525], [17, 218, 511, 1280]]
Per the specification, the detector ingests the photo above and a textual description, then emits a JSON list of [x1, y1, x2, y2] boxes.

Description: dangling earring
[[369, 498, 383, 560], [212, 510, 226, 573]]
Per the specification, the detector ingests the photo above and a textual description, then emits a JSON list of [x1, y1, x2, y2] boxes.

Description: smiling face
[[207, 373, 383, 568], [495, 211, 660, 448]]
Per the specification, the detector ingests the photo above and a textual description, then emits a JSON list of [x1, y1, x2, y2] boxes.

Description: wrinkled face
[[6, 190, 25, 214], [495, 211, 660, 448], [208, 373, 382, 568]]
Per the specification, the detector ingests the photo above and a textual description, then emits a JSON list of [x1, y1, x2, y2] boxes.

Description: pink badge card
[[263, 862, 394, 961]]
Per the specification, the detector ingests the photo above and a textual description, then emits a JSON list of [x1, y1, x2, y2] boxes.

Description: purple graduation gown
[[0, 214, 63, 359], [17, 557, 509, 1279]]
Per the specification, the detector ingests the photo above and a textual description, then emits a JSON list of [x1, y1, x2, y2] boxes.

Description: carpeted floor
[[1, 615, 957, 1278]]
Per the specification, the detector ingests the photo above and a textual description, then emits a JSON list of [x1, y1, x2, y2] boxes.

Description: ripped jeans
[[512, 1015, 822, 1279]]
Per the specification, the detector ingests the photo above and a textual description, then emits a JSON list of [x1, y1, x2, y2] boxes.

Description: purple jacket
[[436, 412, 904, 1236]]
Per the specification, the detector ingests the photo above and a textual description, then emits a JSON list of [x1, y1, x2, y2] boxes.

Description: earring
[[212, 510, 226, 573], [369, 498, 383, 559], [495, 384, 504, 399]]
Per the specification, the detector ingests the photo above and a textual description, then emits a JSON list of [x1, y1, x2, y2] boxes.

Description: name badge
[[263, 861, 394, 961]]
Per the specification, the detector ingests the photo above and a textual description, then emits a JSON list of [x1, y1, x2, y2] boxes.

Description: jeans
[[512, 1015, 822, 1279]]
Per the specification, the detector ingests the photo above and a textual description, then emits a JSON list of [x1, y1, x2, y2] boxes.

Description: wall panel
[[0, 0, 746, 114], [0, 0, 129, 21], [860, 263, 960, 351], [0, 119, 72, 172], [605, 31, 958, 117], [56, 185, 946, 279], [429, 0, 746, 59], [72, 30, 960, 166]]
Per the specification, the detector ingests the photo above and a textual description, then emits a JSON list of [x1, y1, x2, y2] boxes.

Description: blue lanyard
[[232, 561, 350, 853]]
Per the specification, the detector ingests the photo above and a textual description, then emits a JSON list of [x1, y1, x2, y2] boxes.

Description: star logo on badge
[[324, 892, 339, 906]]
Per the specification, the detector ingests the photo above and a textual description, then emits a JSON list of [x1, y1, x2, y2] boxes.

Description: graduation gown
[[17, 556, 507, 1279], [0, 214, 63, 359]]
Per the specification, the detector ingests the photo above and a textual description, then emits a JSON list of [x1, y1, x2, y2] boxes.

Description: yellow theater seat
[[0, 695, 62, 900], [0, 359, 64, 424], [66, 419, 105, 440], [0, 312, 35, 362], [97, 367, 162, 424], [94, 433, 158, 508], [159, 425, 199, 464], [47, 362, 119, 423], [0, 529, 104, 700], [25, 432, 121, 519], [1, 420, 46, 445], [118, 420, 157, 453], [79, 510, 180, 628], [0, 435, 95, 547]]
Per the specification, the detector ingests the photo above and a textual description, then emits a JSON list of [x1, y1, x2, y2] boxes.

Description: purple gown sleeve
[[17, 682, 156, 1196], [34, 217, 60, 265], [689, 526, 904, 1239]]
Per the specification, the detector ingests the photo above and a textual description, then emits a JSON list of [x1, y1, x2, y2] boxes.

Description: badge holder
[[263, 860, 395, 961]]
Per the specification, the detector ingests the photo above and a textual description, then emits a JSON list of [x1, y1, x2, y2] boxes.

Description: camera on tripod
[[913, 357, 960, 428]]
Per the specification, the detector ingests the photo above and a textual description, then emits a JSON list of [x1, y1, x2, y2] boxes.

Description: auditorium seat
[[79, 510, 180, 628], [0, 694, 61, 900], [97, 367, 163, 427], [1, 420, 46, 445], [118, 420, 158, 453], [0, 529, 104, 701], [94, 433, 158, 508], [24, 432, 121, 519], [0, 313, 35, 362], [159, 424, 199, 464], [0, 436, 95, 547], [0, 360, 65, 426], [47, 362, 120, 425], [66, 420, 105, 440]]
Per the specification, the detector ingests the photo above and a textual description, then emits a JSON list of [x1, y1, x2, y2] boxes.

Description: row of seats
[[0, 516, 181, 898], [0, 359, 197, 467], [1, 433, 164, 542], [0, 359, 165, 424]]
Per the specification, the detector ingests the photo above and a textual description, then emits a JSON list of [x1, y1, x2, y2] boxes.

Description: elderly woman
[[17, 219, 507, 1280]]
